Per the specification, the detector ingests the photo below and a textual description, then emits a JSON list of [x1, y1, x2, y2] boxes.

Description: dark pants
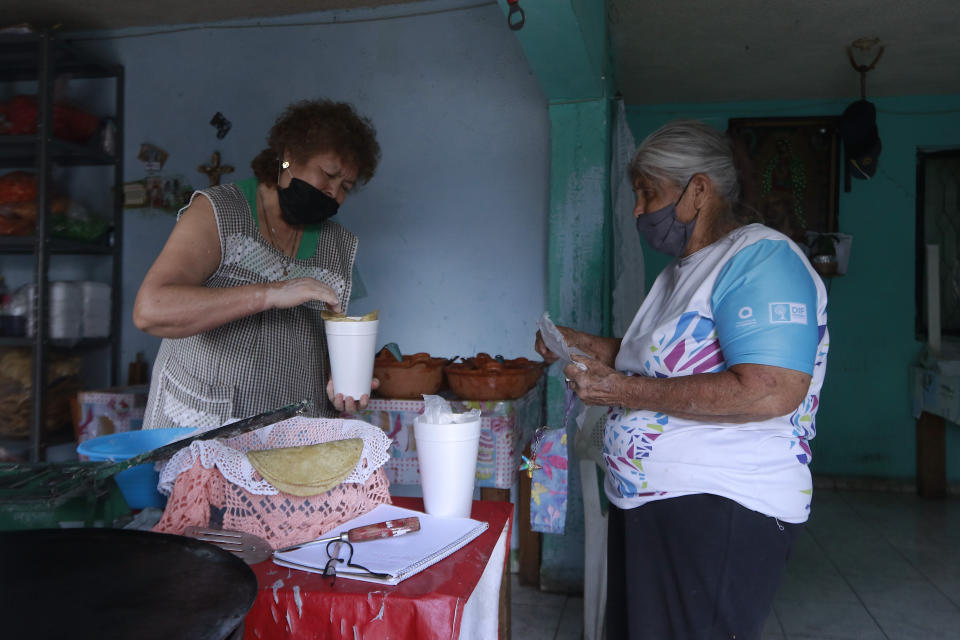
[[606, 494, 802, 640]]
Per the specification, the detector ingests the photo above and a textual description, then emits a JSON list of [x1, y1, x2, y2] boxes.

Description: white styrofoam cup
[[413, 416, 481, 519], [324, 318, 379, 400]]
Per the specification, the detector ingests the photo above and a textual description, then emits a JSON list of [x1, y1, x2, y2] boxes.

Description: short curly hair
[[251, 99, 380, 188]]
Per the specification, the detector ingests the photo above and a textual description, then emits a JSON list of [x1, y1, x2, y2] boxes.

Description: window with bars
[[917, 151, 960, 339]]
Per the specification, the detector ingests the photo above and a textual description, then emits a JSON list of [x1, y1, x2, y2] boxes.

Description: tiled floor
[[511, 572, 584, 640], [510, 489, 960, 639]]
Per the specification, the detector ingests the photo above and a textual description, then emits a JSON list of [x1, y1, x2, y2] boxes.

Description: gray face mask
[[635, 178, 697, 257]]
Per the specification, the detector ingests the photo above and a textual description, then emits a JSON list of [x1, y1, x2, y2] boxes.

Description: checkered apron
[[143, 183, 357, 429]]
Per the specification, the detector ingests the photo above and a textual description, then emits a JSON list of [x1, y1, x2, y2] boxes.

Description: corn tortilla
[[247, 438, 363, 496], [321, 310, 379, 322]]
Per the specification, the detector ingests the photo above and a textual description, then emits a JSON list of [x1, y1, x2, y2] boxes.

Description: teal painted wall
[[496, 0, 614, 592], [496, 0, 608, 100], [547, 101, 612, 332], [626, 95, 960, 484], [540, 98, 612, 592]]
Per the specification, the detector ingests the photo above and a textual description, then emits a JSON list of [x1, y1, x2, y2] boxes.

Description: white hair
[[629, 120, 740, 204]]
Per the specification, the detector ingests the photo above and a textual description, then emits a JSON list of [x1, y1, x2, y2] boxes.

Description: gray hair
[[629, 119, 740, 204]]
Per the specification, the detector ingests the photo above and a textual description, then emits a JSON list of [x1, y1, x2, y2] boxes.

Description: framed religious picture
[[727, 117, 841, 243]]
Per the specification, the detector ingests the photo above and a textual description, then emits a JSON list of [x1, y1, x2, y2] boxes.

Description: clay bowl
[[444, 353, 545, 401], [372, 349, 449, 399]]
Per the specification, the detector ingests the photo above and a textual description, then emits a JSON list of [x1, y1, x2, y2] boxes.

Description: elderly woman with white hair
[[536, 120, 828, 639]]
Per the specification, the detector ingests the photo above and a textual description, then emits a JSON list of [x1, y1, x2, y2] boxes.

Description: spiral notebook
[[272, 503, 489, 585]]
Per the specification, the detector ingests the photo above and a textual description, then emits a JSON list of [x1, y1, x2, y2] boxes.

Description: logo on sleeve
[[769, 302, 808, 324], [735, 306, 757, 328]]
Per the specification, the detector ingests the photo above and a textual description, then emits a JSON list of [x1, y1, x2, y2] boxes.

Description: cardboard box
[[74, 385, 148, 446]]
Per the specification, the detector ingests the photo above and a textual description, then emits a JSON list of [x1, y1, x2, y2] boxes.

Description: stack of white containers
[[80, 281, 111, 338], [27, 282, 82, 339], [21, 281, 111, 339]]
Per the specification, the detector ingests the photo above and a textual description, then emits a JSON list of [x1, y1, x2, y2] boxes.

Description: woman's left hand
[[326, 377, 380, 413], [563, 355, 623, 406]]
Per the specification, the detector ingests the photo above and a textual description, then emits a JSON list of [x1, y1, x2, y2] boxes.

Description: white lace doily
[[157, 416, 392, 496]]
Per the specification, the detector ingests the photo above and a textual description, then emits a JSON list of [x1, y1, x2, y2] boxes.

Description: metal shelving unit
[[0, 31, 124, 462]]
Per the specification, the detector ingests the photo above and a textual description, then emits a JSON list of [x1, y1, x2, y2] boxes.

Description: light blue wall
[[627, 95, 960, 484], [72, 0, 550, 376]]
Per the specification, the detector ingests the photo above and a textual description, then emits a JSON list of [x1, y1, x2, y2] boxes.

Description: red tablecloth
[[243, 497, 513, 640]]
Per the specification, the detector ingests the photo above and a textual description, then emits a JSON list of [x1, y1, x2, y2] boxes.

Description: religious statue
[[198, 151, 234, 187]]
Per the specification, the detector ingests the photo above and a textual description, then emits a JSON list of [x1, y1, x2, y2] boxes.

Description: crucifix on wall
[[198, 151, 234, 186]]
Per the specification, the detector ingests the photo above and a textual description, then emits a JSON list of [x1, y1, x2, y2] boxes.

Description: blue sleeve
[[710, 239, 819, 375]]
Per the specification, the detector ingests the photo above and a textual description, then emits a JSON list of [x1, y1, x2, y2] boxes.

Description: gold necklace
[[257, 189, 302, 276]]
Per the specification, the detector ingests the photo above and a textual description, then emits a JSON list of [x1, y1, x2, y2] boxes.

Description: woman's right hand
[[266, 278, 341, 312], [534, 329, 562, 364], [535, 326, 622, 369]]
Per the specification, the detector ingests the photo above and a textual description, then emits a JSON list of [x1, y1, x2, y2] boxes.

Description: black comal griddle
[[0, 527, 258, 639]]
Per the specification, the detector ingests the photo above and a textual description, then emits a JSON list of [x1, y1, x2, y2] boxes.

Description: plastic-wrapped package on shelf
[[0, 348, 81, 439], [0, 95, 101, 143], [0, 171, 110, 241], [0, 171, 38, 237]]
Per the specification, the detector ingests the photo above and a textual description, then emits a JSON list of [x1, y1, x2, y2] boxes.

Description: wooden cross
[[198, 151, 234, 186]]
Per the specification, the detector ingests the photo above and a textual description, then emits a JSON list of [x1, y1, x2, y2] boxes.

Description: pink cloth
[[154, 461, 391, 549]]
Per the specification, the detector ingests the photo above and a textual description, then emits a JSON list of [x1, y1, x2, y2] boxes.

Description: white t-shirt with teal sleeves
[[605, 223, 828, 523]]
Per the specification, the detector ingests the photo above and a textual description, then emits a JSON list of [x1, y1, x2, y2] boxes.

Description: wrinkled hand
[[563, 354, 622, 406], [266, 277, 341, 312], [535, 325, 579, 364], [326, 377, 380, 413], [534, 330, 559, 364]]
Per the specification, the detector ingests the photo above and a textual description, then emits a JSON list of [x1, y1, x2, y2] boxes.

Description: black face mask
[[277, 177, 340, 226]]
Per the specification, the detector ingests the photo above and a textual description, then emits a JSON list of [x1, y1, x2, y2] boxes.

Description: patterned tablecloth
[[343, 381, 544, 489]]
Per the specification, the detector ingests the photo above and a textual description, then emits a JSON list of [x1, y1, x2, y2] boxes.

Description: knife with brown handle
[[275, 516, 421, 553]]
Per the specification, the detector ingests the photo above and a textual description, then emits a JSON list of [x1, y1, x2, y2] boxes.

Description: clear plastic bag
[[420, 394, 481, 424]]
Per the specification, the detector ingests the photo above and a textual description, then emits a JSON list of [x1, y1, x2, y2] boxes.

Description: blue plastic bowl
[[77, 427, 196, 509]]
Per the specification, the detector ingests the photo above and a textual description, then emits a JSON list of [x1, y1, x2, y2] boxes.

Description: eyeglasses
[[321, 539, 391, 586]]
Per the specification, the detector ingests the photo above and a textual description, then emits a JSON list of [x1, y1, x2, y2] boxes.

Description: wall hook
[[507, 0, 525, 30]]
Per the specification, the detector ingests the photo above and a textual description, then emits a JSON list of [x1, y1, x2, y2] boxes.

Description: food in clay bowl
[[444, 352, 545, 401], [372, 347, 449, 399]]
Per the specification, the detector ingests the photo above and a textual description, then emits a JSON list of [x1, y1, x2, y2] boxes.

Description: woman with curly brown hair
[[134, 99, 381, 429]]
